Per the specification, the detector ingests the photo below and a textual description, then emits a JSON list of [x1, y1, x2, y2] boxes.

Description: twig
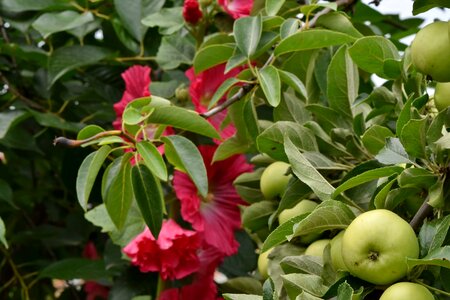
[[409, 199, 433, 231], [0, 72, 46, 111], [53, 129, 135, 147]]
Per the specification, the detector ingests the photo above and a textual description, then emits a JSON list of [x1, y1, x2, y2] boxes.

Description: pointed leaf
[[194, 44, 235, 73], [39, 258, 108, 280], [156, 35, 195, 70], [234, 15, 263, 57], [278, 70, 307, 99], [258, 66, 281, 107], [147, 106, 220, 139], [419, 215, 450, 257], [32, 11, 94, 38], [136, 141, 168, 181], [209, 77, 240, 109], [375, 138, 413, 165], [76, 145, 112, 211], [400, 118, 428, 159], [407, 246, 450, 270], [162, 135, 208, 197], [262, 213, 308, 253], [131, 164, 164, 239], [266, 0, 285, 16], [361, 125, 394, 155]]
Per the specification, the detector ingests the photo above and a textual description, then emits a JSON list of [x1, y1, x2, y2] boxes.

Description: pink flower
[[173, 145, 253, 256], [113, 65, 151, 130], [218, 0, 253, 19], [123, 219, 202, 280], [159, 246, 224, 300], [183, 0, 203, 25], [185, 64, 243, 142]]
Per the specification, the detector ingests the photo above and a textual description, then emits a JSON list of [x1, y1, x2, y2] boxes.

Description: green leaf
[[373, 177, 397, 209], [281, 273, 329, 298], [0, 217, 7, 248], [76, 145, 112, 211], [0, 179, 14, 208], [407, 246, 450, 270], [131, 164, 164, 239], [105, 154, 133, 230], [258, 66, 281, 107], [0, 0, 70, 12], [266, 0, 285, 16], [348, 36, 400, 78], [278, 70, 307, 99], [398, 167, 437, 189], [77, 125, 105, 140], [361, 125, 394, 155], [213, 136, 252, 162], [136, 141, 168, 181], [39, 258, 108, 280], [275, 30, 356, 56], [31, 111, 83, 132], [280, 18, 301, 40], [316, 12, 363, 38], [428, 178, 445, 208], [291, 200, 356, 238], [194, 44, 235, 73], [209, 77, 240, 109], [141, 7, 184, 35], [375, 138, 413, 165], [399, 118, 428, 159], [114, 0, 164, 41], [337, 282, 354, 300], [242, 201, 277, 231], [0, 110, 29, 139], [234, 15, 263, 57], [413, 0, 450, 15], [280, 255, 323, 276], [162, 135, 208, 197], [156, 35, 195, 70], [262, 213, 308, 253], [48, 45, 112, 86], [327, 45, 358, 120], [332, 166, 403, 198], [146, 106, 220, 139], [32, 11, 94, 39], [419, 215, 450, 257], [285, 137, 335, 201], [223, 295, 262, 300], [396, 94, 428, 137]]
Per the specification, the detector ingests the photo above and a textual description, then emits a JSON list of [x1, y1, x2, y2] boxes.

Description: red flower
[[183, 0, 203, 25], [173, 145, 253, 256], [113, 65, 151, 130], [218, 0, 253, 19], [159, 246, 224, 300], [123, 219, 202, 280], [185, 64, 243, 142]]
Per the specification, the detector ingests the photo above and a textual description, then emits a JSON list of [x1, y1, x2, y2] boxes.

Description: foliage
[[0, 0, 449, 299]]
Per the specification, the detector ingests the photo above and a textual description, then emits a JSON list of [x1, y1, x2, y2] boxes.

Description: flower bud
[[183, 0, 203, 25]]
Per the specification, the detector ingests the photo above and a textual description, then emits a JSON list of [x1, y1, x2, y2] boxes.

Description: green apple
[[257, 248, 272, 279], [330, 231, 348, 271], [342, 209, 419, 285], [260, 161, 291, 200], [380, 282, 434, 300], [278, 200, 318, 224], [411, 21, 450, 82], [434, 82, 450, 111], [304, 239, 331, 257]]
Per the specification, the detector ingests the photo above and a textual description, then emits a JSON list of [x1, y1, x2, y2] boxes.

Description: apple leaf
[[399, 117, 428, 159], [281, 273, 329, 298], [290, 200, 356, 239], [361, 125, 394, 155], [396, 94, 428, 138], [242, 201, 277, 232], [375, 138, 413, 165], [285, 137, 334, 201], [373, 177, 397, 209], [280, 255, 323, 277], [418, 215, 450, 257], [234, 15, 262, 57], [193, 44, 235, 73], [258, 65, 281, 107], [398, 167, 437, 189], [262, 213, 308, 253], [223, 295, 262, 300], [407, 246, 450, 270]]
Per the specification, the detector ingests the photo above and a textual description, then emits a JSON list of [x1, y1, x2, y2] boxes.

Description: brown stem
[[53, 130, 133, 147], [410, 199, 433, 231]]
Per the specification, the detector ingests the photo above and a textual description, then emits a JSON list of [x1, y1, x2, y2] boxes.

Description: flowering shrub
[[1, 0, 450, 300]]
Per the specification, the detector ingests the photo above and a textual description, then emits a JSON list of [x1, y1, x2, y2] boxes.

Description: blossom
[[123, 219, 202, 280], [183, 0, 203, 25], [159, 246, 224, 300], [173, 145, 253, 256], [113, 65, 151, 130], [185, 64, 243, 141], [218, 0, 253, 19]]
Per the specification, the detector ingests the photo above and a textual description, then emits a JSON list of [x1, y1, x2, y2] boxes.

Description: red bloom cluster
[[183, 0, 203, 25], [218, 0, 253, 19]]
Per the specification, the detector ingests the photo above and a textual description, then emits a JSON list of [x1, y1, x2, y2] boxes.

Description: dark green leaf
[[76, 145, 112, 211], [194, 45, 235, 73], [40, 258, 108, 280], [32, 111, 83, 132], [407, 246, 450, 269], [281, 273, 328, 298], [131, 164, 164, 239], [361, 125, 394, 155], [0, 110, 29, 139], [337, 281, 354, 300], [141, 7, 184, 35], [375, 138, 413, 165], [213, 136, 252, 162], [396, 94, 428, 137], [262, 213, 308, 252], [275, 30, 356, 56], [136, 141, 168, 181], [162, 135, 208, 197], [77, 125, 105, 140], [398, 167, 437, 189], [285, 137, 334, 201], [258, 66, 281, 107], [156, 35, 195, 70], [32, 11, 94, 39], [278, 70, 307, 99], [399, 118, 428, 159], [209, 77, 240, 109], [0, 0, 70, 12], [234, 15, 263, 57], [419, 215, 450, 257], [413, 0, 450, 15], [242, 201, 276, 231]]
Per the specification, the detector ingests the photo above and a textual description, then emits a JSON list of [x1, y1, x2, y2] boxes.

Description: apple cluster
[[411, 21, 450, 111], [256, 162, 435, 300]]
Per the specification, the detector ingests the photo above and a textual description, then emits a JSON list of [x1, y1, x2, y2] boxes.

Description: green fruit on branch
[[304, 239, 331, 258], [278, 199, 318, 225], [257, 248, 272, 279], [260, 161, 291, 200], [330, 231, 348, 272], [411, 21, 450, 82], [342, 209, 419, 285], [380, 282, 434, 300], [434, 82, 450, 111]]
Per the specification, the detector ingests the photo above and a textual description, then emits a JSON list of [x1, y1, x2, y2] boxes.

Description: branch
[[409, 199, 433, 231], [0, 72, 46, 111], [53, 130, 135, 147]]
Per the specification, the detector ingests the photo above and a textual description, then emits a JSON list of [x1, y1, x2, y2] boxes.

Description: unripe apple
[[330, 231, 348, 271], [342, 209, 419, 285], [257, 248, 272, 279], [411, 21, 450, 82], [260, 161, 291, 200], [434, 82, 450, 111], [278, 200, 318, 225], [380, 282, 434, 300], [304, 239, 331, 257]]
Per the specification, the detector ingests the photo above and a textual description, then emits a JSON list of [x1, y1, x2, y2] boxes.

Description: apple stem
[[409, 200, 433, 231]]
